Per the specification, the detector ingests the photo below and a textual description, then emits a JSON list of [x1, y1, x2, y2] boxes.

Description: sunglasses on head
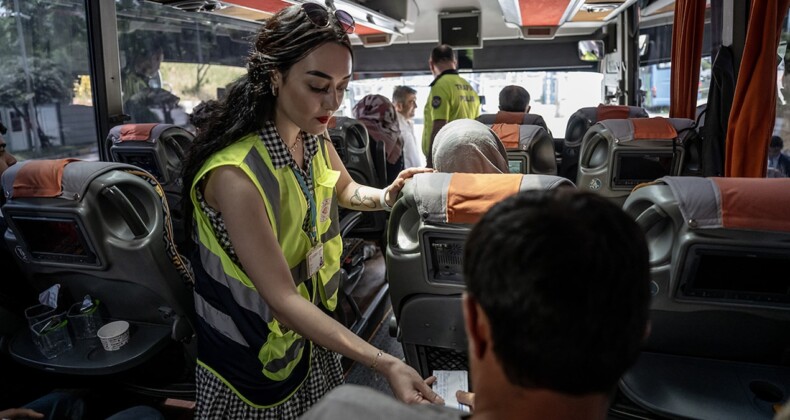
[[302, 2, 355, 34]]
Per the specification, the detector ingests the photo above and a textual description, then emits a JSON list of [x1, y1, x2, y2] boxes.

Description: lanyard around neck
[[292, 165, 318, 244]]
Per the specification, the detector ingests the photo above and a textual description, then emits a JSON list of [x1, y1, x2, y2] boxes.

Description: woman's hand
[[0, 407, 45, 419], [377, 354, 445, 405], [384, 167, 435, 207]]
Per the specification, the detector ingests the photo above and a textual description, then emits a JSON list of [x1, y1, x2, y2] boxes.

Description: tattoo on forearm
[[350, 187, 377, 209]]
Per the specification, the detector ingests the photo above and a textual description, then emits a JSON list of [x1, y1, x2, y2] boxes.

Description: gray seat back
[[576, 117, 701, 206], [560, 105, 648, 182], [386, 172, 573, 376], [328, 116, 387, 238], [623, 176, 790, 363], [620, 176, 790, 420], [487, 123, 557, 174], [105, 123, 194, 248], [1, 159, 194, 374]]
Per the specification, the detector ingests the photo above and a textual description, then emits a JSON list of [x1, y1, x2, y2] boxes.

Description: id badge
[[306, 243, 324, 278]]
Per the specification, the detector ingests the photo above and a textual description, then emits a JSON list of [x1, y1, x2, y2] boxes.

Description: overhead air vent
[[159, 0, 223, 12], [520, 26, 559, 40], [359, 33, 395, 47]]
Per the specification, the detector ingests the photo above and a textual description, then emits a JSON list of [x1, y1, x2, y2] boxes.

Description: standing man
[[422, 45, 481, 167], [392, 86, 425, 168]]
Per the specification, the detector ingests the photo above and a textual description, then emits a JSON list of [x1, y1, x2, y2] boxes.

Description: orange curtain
[[669, 0, 706, 119], [725, 0, 790, 177]]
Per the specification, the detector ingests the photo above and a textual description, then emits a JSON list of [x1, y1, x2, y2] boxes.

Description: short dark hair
[[392, 86, 417, 105], [0, 121, 6, 135], [771, 135, 784, 149], [499, 85, 530, 112], [463, 189, 650, 395], [431, 44, 456, 64]]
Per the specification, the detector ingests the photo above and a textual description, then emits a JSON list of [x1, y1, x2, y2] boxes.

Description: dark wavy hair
[[181, 4, 353, 250]]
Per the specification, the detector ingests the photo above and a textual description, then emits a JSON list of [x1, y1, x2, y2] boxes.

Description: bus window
[[770, 9, 790, 178], [639, 19, 712, 117], [345, 70, 603, 140], [0, 0, 96, 161], [116, 1, 256, 129]]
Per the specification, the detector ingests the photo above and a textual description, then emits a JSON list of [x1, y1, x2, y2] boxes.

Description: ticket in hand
[[432, 370, 470, 412]]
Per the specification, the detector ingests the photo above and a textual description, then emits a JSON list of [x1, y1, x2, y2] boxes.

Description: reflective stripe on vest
[[194, 292, 249, 347]]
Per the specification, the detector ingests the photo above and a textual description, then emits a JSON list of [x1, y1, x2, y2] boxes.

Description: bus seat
[[620, 177, 790, 420], [104, 123, 194, 248], [1, 159, 195, 376], [488, 123, 557, 175], [386, 172, 573, 376], [576, 117, 701, 206], [560, 104, 648, 183], [476, 111, 550, 133], [327, 116, 387, 240]]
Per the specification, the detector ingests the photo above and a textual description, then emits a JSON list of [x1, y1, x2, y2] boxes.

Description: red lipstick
[[317, 116, 329, 124]]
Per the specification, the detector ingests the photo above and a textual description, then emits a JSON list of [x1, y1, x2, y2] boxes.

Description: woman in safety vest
[[181, 3, 442, 418]]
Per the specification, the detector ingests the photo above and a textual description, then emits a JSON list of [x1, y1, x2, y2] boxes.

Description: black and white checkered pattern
[[195, 346, 343, 419], [258, 121, 320, 191], [196, 190, 243, 268]]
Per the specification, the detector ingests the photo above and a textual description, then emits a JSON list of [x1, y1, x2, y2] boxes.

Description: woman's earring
[[272, 84, 279, 97]]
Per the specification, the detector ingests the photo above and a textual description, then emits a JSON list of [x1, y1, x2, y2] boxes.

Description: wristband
[[370, 349, 384, 370], [379, 187, 393, 212]]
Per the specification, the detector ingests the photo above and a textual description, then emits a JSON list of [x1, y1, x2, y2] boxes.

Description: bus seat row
[[1, 159, 195, 381], [384, 170, 789, 420], [385, 172, 573, 376], [561, 104, 649, 182]]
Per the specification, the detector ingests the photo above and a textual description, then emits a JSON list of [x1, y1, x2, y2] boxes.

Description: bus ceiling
[[155, 0, 645, 46]]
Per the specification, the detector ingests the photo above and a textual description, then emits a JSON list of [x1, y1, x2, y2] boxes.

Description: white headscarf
[[432, 119, 509, 173]]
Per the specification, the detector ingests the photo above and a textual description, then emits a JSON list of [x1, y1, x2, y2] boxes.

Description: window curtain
[[725, 0, 790, 177], [669, 0, 706, 119]]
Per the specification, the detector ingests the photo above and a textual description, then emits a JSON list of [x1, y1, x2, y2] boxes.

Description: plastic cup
[[30, 314, 73, 359], [25, 304, 57, 328], [67, 300, 103, 340], [97, 321, 130, 351]]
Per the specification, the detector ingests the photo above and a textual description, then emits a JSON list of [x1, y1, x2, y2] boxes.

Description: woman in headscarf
[[432, 119, 509, 173], [353, 94, 404, 183]]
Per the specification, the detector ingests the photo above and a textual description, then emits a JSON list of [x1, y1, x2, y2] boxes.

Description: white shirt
[[398, 113, 425, 168]]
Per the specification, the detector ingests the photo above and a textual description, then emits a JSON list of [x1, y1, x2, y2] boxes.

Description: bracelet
[[379, 188, 393, 212], [370, 349, 384, 370]]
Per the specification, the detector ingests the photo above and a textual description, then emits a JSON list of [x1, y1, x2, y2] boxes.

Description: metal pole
[[12, 0, 38, 152]]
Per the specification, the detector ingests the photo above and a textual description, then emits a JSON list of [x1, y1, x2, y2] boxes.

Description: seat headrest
[[490, 124, 548, 150], [2, 159, 139, 200], [410, 172, 573, 224], [654, 176, 790, 232], [108, 123, 181, 143], [597, 118, 695, 143]]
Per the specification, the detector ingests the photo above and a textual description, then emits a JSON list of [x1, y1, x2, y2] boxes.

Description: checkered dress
[[195, 346, 344, 419], [194, 124, 342, 418]]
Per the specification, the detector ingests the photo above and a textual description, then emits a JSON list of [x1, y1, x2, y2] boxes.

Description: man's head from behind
[[393, 86, 418, 119], [499, 85, 531, 113], [770, 135, 784, 159], [429, 44, 457, 76], [463, 189, 650, 395]]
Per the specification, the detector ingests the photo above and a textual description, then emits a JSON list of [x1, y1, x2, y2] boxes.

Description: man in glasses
[[422, 44, 481, 168]]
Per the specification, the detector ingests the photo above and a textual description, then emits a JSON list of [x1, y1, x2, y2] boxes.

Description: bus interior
[[1, 0, 789, 418]]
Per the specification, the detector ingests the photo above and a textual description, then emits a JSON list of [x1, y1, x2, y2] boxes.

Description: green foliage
[[0, 57, 73, 107]]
